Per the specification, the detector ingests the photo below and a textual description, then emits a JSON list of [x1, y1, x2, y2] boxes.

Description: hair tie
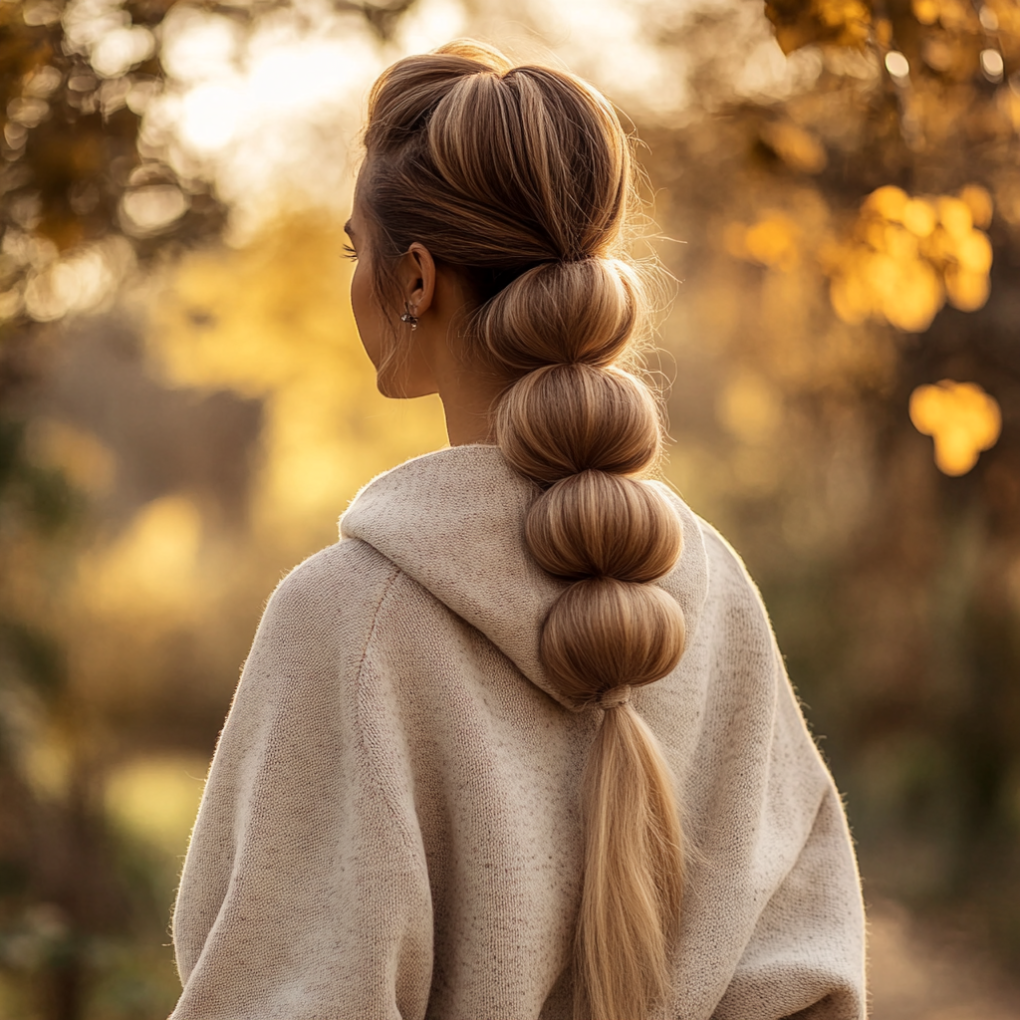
[[598, 685, 631, 710]]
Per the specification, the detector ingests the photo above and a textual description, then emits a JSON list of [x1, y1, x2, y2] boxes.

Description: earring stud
[[400, 304, 418, 330]]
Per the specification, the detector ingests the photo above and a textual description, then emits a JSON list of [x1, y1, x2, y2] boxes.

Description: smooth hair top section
[[362, 40, 687, 1020]]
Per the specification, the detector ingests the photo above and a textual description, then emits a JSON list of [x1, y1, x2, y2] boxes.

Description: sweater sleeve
[[676, 524, 866, 1020], [169, 542, 434, 1020], [710, 783, 866, 1020]]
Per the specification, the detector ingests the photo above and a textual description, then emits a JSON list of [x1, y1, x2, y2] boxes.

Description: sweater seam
[[351, 554, 401, 682], [352, 560, 430, 868]]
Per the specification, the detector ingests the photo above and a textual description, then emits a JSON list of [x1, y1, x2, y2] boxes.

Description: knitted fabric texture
[[170, 444, 866, 1020]]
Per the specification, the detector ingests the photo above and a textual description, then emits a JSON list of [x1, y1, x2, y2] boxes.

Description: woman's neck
[[434, 355, 504, 446]]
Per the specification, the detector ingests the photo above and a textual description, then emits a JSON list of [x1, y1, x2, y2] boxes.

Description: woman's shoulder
[[273, 536, 397, 606], [652, 481, 764, 594], [251, 538, 404, 666], [694, 515, 772, 613]]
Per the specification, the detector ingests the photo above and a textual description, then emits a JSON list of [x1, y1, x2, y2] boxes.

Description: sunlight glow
[[160, 7, 241, 83], [155, 0, 820, 225], [247, 40, 379, 112], [90, 24, 154, 78], [393, 0, 467, 53], [156, 4, 384, 229], [179, 82, 247, 151], [533, 0, 689, 112]]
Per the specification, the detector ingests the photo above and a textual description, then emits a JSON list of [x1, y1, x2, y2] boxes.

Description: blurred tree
[[0, 0, 416, 337], [0, 0, 231, 1007]]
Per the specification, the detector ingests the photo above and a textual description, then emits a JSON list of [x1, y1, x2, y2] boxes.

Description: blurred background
[[1, 0, 1019, 1016]]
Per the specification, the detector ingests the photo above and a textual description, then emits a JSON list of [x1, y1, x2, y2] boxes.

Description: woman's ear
[[401, 242, 436, 317]]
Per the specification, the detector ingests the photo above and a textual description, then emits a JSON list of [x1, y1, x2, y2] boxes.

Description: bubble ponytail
[[490, 260, 687, 1020], [362, 40, 687, 1020]]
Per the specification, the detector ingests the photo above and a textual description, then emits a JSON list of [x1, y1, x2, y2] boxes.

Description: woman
[[170, 40, 866, 1020]]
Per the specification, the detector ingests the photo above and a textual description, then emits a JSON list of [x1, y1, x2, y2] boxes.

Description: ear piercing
[[400, 303, 419, 330]]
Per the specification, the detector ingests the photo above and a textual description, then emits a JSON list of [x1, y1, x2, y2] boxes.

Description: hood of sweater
[[339, 444, 710, 712]]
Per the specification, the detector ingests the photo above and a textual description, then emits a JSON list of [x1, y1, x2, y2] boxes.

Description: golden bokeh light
[[724, 181, 996, 336], [828, 184, 994, 330], [909, 380, 1002, 475], [902, 198, 937, 238], [724, 213, 800, 271], [760, 121, 828, 174], [766, 0, 871, 52], [958, 184, 993, 229]]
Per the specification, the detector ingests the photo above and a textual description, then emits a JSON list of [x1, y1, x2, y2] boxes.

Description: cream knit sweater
[[170, 445, 866, 1020]]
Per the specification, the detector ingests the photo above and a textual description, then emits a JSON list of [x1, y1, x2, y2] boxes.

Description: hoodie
[[170, 444, 866, 1020]]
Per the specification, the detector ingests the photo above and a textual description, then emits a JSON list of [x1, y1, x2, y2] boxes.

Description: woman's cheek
[[351, 261, 383, 369]]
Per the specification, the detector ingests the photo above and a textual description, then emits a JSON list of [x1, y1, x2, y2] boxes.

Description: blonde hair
[[362, 40, 687, 1020]]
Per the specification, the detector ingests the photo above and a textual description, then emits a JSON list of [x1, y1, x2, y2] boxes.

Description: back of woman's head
[[361, 40, 688, 1020]]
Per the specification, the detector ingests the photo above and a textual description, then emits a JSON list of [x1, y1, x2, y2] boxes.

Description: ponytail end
[[574, 704, 684, 1020]]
